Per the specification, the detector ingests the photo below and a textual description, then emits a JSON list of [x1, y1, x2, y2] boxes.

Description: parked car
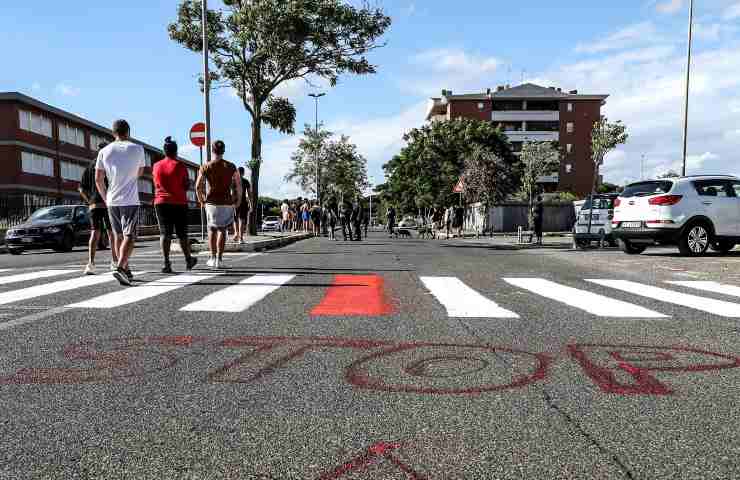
[[261, 216, 281, 232], [612, 175, 740, 256], [573, 193, 619, 248], [398, 216, 418, 229], [4, 205, 107, 255]]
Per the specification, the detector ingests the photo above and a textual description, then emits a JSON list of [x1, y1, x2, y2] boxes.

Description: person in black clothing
[[363, 202, 370, 238], [340, 201, 353, 241], [386, 206, 396, 238], [350, 201, 363, 241], [234, 167, 252, 243], [326, 198, 338, 240], [78, 142, 118, 275], [533, 195, 544, 245]]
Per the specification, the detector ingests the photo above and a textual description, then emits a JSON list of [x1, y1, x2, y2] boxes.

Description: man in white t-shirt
[[95, 119, 145, 286]]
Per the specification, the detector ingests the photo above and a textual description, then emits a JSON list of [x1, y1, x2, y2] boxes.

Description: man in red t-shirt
[[152, 137, 197, 273]]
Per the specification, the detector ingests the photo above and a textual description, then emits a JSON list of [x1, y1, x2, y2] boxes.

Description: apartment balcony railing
[[492, 111, 559, 122]]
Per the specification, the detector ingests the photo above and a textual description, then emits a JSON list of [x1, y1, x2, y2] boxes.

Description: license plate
[[21, 237, 33, 243], [621, 222, 642, 228]]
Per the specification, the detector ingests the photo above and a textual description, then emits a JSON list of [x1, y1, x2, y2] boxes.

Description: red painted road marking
[[317, 441, 425, 479], [311, 275, 395, 316]]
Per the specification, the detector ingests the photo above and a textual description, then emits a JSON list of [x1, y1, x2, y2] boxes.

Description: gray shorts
[[108, 206, 140, 238], [205, 204, 235, 229]]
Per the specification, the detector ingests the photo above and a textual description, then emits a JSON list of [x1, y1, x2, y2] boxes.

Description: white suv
[[612, 175, 740, 256]]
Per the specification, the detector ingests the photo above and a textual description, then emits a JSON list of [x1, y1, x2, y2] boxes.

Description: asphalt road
[[1, 234, 740, 479]]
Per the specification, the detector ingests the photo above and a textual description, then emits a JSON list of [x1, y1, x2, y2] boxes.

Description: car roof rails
[[681, 174, 738, 178]]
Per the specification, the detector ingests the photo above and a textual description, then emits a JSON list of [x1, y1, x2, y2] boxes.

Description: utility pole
[[681, 0, 694, 176], [308, 93, 326, 206], [202, 0, 212, 164]]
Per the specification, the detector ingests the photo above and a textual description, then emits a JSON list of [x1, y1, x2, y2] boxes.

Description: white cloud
[[55, 84, 80, 97], [574, 22, 660, 54], [656, 0, 683, 14], [179, 143, 201, 157], [406, 48, 500, 95], [723, 2, 740, 20]]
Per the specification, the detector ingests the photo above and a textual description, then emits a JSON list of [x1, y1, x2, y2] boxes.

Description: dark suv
[[4, 205, 107, 255]]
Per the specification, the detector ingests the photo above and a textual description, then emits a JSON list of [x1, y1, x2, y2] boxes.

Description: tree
[[285, 126, 368, 203], [461, 146, 514, 235], [597, 182, 622, 193], [519, 141, 560, 214], [382, 119, 516, 215], [168, 0, 391, 234], [591, 118, 628, 192], [657, 169, 681, 179]]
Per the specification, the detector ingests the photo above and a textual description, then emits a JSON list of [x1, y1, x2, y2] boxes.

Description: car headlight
[[5, 230, 16, 237], [45, 226, 63, 234]]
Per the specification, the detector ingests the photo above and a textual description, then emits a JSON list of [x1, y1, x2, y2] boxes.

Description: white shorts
[[205, 204, 234, 229]]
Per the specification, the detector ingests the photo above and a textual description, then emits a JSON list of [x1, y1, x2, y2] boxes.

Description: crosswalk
[[0, 268, 740, 322]]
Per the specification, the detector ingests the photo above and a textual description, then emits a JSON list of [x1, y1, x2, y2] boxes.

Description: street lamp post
[[308, 93, 326, 206], [681, 0, 694, 176]]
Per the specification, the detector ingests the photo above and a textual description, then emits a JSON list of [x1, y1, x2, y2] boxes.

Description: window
[[693, 180, 734, 197], [138, 179, 153, 194], [59, 123, 85, 147], [567, 103, 573, 112], [477, 102, 485, 111], [732, 182, 740, 197], [566, 144, 573, 154], [18, 109, 52, 137], [527, 121, 559, 132], [566, 122, 574, 134], [565, 163, 573, 173], [90, 133, 109, 151], [60, 161, 86, 182], [622, 181, 674, 197], [21, 151, 54, 177]]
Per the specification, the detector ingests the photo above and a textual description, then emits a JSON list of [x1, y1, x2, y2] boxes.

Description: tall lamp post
[[681, 0, 694, 176], [308, 92, 326, 206]]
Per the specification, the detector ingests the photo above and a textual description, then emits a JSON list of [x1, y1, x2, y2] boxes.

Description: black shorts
[[90, 207, 110, 231], [236, 206, 250, 221], [155, 203, 188, 239]]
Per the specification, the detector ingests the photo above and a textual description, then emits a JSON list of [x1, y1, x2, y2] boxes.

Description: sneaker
[[123, 268, 134, 282], [109, 261, 118, 272], [215, 259, 226, 269], [161, 263, 173, 274], [186, 257, 198, 271], [113, 267, 132, 286], [84, 263, 96, 275], [206, 257, 215, 268]]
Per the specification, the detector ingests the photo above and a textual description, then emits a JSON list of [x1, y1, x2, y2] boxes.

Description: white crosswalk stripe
[[69, 273, 220, 309], [666, 281, 740, 299], [421, 277, 519, 318], [0, 272, 143, 306], [0, 269, 14, 274], [0, 270, 72, 286], [588, 279, 740, 318], [180, 274, 295, 313], [504, 278, 667, 318]]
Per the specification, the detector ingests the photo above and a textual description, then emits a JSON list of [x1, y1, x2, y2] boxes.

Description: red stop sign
[[189, 122, 206, 147]]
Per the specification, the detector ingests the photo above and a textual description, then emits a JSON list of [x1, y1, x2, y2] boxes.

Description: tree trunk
[[248, 111, 262, 236]]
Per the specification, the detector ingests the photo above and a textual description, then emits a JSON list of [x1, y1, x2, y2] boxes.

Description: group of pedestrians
[[78, 119, 251, 287], [278, 197, 368, 241]]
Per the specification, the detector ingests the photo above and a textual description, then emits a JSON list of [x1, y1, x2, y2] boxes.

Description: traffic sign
[[453, 177, 464, 193], [189, 122, 206, 147]]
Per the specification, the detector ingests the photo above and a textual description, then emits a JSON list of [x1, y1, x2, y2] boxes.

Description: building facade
[[0, 92, 200, 211], [426, 83, 608, 197]]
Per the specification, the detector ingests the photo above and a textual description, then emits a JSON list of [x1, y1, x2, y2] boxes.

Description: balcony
[[492, 111, 559, 122], [503, 131, 559, 142]]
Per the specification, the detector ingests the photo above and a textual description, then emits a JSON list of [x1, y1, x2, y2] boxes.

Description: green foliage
[[519, 141, 560, 206], [657, 169, 681, 179], [382, 119, 516, 215], [591, 118, 628, 191], [285, 125, 368, 201], [462, 146, 514, 208], [168, 0, 391, 232], [597, 182, 622, 193]]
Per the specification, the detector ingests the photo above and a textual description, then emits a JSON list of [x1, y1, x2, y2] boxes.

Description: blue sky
[[3, 0, 740, 197]]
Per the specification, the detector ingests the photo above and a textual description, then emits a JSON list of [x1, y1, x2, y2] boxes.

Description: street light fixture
[[681, 0, 694, 176], [308, 92, 326, 206]]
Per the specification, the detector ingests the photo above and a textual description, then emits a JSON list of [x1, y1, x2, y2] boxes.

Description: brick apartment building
[[0, 92, 201, 211], [426, 83, 609, 197]]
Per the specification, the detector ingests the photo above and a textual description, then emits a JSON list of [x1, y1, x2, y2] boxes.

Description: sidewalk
[[172, 231, 312, 254], [443, 231, 574, 249]]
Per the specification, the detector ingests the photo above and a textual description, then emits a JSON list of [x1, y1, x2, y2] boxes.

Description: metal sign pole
[[202, 0, 212, 164], [199, 146, 205, 241]]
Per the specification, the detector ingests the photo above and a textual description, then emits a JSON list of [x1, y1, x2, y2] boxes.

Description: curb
[[172, 233, 313, 254]]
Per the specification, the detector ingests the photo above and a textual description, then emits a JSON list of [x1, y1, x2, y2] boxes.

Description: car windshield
[[621, 181, 673, 197], [582, 197, 614, 210], [264, 217, 279, 222], [29, 206, 74, 221]]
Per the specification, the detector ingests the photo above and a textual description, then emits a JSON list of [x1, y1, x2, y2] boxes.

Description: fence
[[464, 202, 576, 233]]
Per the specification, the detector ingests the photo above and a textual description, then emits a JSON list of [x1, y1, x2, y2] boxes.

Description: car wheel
[[57, 231, 74, 252], [678, 223, 711, 256], [8, 247, 23, 255], [619, 239, 646, 255], [711, 240, 736, 254], [575, 238, 590, 249]]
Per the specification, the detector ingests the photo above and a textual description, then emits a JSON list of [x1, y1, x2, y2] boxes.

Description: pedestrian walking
[[341, 200, 353, 241], [363, 202, 370, 238], [152, 136, 198, 274], [79, 142, 118, 275], [301, 200, 310, 232], [326, 198, 338, 240], [533, 195, 544, 245], [95, 119, 144, 286], [454, 205, 465, 238], [386, 206, 396, 238], [351, 201, 363, 241], [280, 200, 290, 232], [234, 167, 252, 243], [444, 206, 452, 238], [195, 140, 242, 269], [310, 202, 322, 237]]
